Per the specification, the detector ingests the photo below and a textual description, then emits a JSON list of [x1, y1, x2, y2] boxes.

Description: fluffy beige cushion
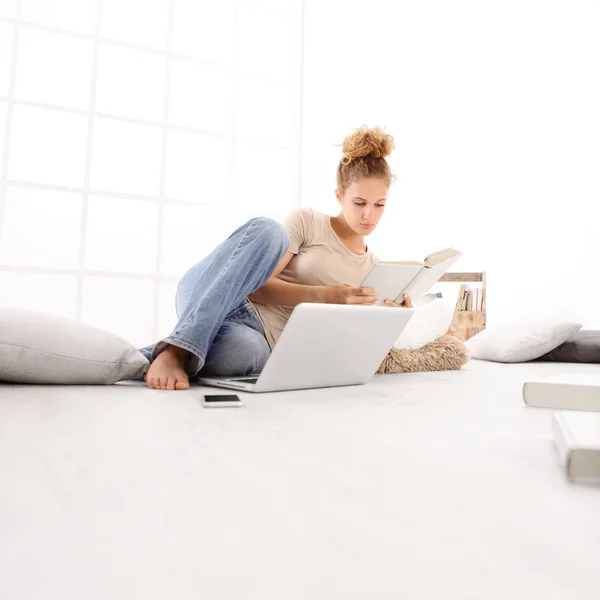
[[377, 334, 469, 374]]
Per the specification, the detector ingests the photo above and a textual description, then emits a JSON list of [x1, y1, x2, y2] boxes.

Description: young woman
[[139, 125, 413, 390]]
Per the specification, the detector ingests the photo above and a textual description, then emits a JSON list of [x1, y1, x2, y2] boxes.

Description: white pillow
[[464, 320, 582, 363], [394, 300, 455, 350], [0, 308, 149, 384]]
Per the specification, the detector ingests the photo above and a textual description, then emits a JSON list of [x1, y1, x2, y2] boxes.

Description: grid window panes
[[0, 0, 303, 347], [0, 186, 82, 269], [100, 0, 170, 51], [95, 43, 166, 122], [8, 104, 89, 187], [0, 101, 7, 167], [0, 22, 14, 97], [15, 26, 94, 110], [21, 0, 97, 35], [171, 0, 235, 66]]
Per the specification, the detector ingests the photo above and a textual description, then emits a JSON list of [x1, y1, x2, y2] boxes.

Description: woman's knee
[[203, 326, 271, 377], [250, 217, 289, 257]]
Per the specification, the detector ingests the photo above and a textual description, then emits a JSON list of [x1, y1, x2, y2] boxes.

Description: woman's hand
[[324, 284, 379, 305], [384, 294, 413, 308]]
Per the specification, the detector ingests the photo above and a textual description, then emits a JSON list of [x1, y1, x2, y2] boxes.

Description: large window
[[0, 0, 303, 347]]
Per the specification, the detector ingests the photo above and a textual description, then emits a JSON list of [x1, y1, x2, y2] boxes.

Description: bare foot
[[145, 344, 191, 390]]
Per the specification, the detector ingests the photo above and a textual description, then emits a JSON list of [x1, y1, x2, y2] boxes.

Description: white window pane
[[160, 203, 233, 277], [90, 117, 162, 196], [0, 101, 6, 167], [157, 279, 178, 339], [81, 276, 154, 348], [95, 44, 166, 123], [237, 3, 295, 78], [85, 195, 158, 274], [165, 129, 230, 205], [21, 0, 97, 35], [8, 104, 88, 187], [233, 141, 294, 214], [0, 272, 77, 319], [0, 1, 17, 18], [172, 0, 234, 66], [101, 0, 169, 50], [169, 59, 232, 134], [0, 186, 82, 269], [247, 0, 297, 10], [16, 27, 93, 110], [236, 76, 294, 145], [0, 23, 14, 97]]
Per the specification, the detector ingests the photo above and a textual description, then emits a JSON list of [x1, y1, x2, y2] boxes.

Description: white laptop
[[196, 302, 414, 393]]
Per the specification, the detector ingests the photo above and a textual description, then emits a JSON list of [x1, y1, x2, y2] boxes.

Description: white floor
[[1, 359, 599, 599]]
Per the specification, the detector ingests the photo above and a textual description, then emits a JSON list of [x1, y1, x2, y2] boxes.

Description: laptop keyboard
[[234, 377, 259, 384]]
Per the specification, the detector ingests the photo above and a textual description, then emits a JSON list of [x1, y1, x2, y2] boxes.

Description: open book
[[360, 248, 462, 306]]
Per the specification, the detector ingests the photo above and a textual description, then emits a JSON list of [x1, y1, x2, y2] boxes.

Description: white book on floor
[[523, 374, 600, 411], [552, 411, 600, 483]]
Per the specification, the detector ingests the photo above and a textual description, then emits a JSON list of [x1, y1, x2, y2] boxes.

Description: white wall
[[0, 0, 303, 347], [302, 0, 600, 328]]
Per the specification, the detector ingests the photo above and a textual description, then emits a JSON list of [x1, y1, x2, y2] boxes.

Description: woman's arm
[[248, 252, 327, 307], [249, 277, 327, 307], [248, 251, 381, 308]]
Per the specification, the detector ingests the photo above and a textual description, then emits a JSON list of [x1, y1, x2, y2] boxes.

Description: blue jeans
[[138, 217, 289, 379]]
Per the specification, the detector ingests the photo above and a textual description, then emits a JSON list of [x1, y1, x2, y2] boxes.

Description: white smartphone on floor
[[202, 394, 244, 408]]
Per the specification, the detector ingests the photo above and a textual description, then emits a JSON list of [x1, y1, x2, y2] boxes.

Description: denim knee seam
[[170, 220, 259, 337], [223, 217, 260, 272], [172, 218, 285, 339]]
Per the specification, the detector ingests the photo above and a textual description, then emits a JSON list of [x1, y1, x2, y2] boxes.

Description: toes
[[175, 379, 190, 390], [145, 372, 189, 391]]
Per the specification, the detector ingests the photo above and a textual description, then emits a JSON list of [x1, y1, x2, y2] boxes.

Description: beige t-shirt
[[249, 207, 379, 349]]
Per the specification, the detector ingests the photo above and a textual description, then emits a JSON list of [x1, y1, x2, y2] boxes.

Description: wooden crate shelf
[[439, 272, 486, 342]]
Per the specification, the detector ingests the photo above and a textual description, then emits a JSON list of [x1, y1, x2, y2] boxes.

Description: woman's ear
[[335, 188, 343, 205]]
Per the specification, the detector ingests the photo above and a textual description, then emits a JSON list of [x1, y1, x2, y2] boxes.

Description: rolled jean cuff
[[151, 337, 206, 378]]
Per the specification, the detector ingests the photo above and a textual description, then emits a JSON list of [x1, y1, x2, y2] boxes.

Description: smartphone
[[202, 394, 244, 408]]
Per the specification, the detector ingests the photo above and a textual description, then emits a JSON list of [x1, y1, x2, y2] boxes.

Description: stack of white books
[[552, 412, 600, 483], [523, 375, 600, 411], [523, 375, 600, 483]]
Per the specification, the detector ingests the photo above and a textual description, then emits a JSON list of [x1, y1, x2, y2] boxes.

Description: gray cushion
[[0, 308, 149, 384], [536, 330, 600, 363]]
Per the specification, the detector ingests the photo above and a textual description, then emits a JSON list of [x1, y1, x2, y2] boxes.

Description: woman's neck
[[330, 214, 367, 254]]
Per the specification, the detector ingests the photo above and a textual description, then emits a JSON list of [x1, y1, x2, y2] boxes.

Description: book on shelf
[[455, 284, 485, 312], [455, 284, 465, 310]]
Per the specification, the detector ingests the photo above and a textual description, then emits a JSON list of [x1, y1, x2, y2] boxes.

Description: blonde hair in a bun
[[336, 125, 395, 191]]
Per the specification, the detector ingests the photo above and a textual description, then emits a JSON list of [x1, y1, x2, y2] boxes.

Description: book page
[[423, 248, 461, 268], [378, 260, 423, 267], [401, 252, 463, 301], [360, 263, 422, 306]]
